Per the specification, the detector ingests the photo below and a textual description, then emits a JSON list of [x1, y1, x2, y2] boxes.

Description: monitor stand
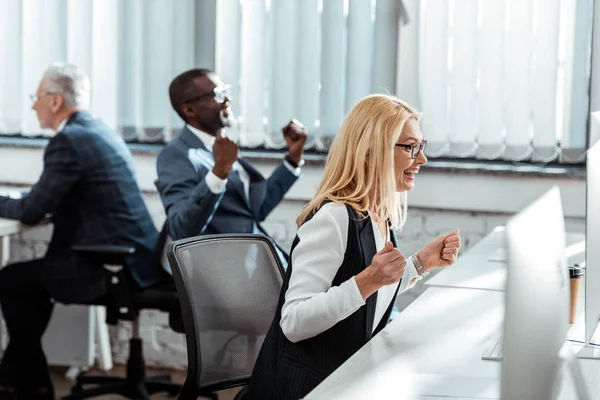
[[577, 345, 600, 359], [578, 323, 600, 360], [561, 343, 592, 400]]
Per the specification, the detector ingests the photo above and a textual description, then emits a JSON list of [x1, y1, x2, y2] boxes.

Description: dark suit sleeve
[[257, 161, 299, 221], [0, 133, 82, 225], [157, 146, 225, 240]]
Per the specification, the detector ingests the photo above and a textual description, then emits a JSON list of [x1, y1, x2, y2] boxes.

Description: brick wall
[[4, 193, 585, 369]]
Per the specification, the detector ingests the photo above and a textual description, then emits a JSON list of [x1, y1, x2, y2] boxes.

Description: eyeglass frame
[[395, 140, 427, 159], [181, 84, 232, 105], [30, 92, 58, 104]]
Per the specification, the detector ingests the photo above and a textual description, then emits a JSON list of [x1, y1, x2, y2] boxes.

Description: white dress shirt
[[280, 202, 422, 343], [56, 117, 68, 133], [186, 125, 301, 198]]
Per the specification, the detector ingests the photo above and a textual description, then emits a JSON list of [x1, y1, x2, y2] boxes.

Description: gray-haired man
[[0, 63, 162, 399]]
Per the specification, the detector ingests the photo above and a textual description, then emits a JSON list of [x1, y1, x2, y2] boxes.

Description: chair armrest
[[72, 245, 135, 266]]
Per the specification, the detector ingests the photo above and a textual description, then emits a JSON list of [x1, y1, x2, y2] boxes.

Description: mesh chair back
[[168, 234, 284, 394]]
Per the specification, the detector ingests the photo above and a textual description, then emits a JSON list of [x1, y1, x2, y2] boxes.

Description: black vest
[[246, 204, 401, 399]]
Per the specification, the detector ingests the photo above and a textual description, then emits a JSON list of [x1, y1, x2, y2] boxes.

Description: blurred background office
[[0, 0, 596, 388]]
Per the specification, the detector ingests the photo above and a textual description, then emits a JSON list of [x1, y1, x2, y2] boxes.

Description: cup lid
[[569, 265, 584, 277]]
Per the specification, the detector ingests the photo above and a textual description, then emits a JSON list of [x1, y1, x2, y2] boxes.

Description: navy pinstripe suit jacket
[[0, 111, 163, 303]]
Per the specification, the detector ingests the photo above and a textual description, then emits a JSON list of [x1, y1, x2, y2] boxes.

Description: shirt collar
[[56, 117, 68, 133], [186, 124, 216, 150]]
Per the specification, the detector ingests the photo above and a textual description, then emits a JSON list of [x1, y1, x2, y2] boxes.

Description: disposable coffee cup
[[569, 265, 584, 324]]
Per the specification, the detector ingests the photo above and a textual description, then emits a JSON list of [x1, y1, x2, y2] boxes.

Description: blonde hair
[[297, 94, 420, 229]]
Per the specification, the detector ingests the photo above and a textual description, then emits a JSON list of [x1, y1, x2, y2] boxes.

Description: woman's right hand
[[355, 242, 407, 300]]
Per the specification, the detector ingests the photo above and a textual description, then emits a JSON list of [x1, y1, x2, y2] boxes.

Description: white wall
[[0, 145, 586, 368]]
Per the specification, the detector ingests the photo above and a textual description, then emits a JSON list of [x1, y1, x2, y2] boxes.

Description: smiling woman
[[245, 94, 461, 400]]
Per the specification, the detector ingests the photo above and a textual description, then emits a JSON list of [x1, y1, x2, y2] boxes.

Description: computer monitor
[[580, 112, 600, 358], [501, 187, 578, 399]]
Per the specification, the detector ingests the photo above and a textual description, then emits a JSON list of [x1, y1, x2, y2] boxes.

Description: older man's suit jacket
[[0, 111, 162, 303], [157, 127, 299, 241]]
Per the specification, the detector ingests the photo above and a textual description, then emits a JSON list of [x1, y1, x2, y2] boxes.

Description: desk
[[306, 287, 600, 399], [426, 227, 586, 292], [0, 218, 25, 267]]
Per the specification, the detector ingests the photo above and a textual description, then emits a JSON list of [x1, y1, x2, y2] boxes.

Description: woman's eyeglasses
[[395, 140, 427, 159], [182, 84, 232, 105]]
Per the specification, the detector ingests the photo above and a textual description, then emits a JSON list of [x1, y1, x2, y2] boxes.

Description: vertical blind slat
[[239, 0, 266, 146], [476, 0, 505, 158], [320, 0, 346, 138], [268, 0, 296, 146], [419, 0, 449, 155], [22, 0, 66, 134], [345, 0, 374, 112], [532, 0, 560, 161], [142, 0, 172, 139], [0, 0, 23, 132], [396, 0, 420, 109], [372, 0, 401, 95], [66, 0, 92, 77], [448, 0, 478, 156], [90, 0, 120, 131], [504, 0, 534, 160], [561, 0, 592, 161], [295, 0, 321, 135], [166, 0, 196, 140], [216, 0, 241, 141]]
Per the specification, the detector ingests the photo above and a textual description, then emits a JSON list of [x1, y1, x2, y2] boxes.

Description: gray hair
[[43, 63, 91, 109]]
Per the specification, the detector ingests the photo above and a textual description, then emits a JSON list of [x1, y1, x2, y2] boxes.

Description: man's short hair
[[169, 68, 214, 122], [43, 63, 90, 109]]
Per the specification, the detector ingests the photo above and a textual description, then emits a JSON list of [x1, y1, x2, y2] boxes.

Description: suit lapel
[[237, 157, 263, 179], [358, 215, 378, 342], [179, 126, 207, 150]]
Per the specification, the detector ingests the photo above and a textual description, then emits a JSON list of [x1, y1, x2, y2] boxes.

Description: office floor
[[51, 366, 242, 399]]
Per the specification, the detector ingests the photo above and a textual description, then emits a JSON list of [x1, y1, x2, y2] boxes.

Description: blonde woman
[[246, 95, 461, 399]]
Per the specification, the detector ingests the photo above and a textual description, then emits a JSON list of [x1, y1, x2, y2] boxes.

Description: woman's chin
[[397, 179, 415, 192]]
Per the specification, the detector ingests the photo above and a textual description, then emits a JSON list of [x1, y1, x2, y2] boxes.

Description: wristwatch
[[285, 153, 305, 168], [412, 254, 430, 277]]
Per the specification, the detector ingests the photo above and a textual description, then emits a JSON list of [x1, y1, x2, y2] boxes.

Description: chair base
[[60, 338, 182, 400], [61, 375, 181, 400]]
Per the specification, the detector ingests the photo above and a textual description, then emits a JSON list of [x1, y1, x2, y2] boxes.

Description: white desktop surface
[[426, 227, 585, 292], [0, 217, 23, 238], [306, 286, 600, 399]]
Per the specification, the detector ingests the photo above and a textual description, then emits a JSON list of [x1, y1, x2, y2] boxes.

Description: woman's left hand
[[417, 229, 461, 271]]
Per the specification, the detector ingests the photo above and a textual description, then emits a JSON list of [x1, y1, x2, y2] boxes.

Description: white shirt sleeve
[[280, 202, 366, 343], [204, 170, 228, 194], [283, 159, 302, 176], [399, 256, 422, 292]]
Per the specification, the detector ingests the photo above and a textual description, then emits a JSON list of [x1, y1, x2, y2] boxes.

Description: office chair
[[60, 243, 183, 400], [61, 180, 183, 399], [167, 234, 285, 400]]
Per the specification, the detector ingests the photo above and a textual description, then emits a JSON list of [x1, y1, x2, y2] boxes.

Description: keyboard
[[481, 336, 503, 361]]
